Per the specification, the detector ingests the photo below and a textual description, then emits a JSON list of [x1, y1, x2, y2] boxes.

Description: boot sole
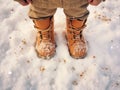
[[70, 52, 87, 59], [36, 51, 56, 60]]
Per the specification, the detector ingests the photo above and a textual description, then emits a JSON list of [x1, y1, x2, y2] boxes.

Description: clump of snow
[[0, 0, 120, 90], [71, 41, 87, 56]]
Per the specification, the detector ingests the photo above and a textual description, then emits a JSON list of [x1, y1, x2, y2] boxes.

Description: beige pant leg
[[63, 0, 89, 20], [28, 0, 58, 19]]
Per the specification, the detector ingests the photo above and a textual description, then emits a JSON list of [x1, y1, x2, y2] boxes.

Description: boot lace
[[69, 25, 86, 43], [39, 30, 51, 41], [38, 25, 52, 41]]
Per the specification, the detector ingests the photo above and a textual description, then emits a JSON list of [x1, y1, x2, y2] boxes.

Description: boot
[[34, 17, 56, 59], [66, 18, 87, 59]]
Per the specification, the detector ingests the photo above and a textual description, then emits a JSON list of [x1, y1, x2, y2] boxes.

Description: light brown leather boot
[[66, 18, 87, 59], [34, 17, 56, 59]]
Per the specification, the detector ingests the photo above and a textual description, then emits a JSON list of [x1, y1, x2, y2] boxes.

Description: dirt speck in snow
[[64, 59, 66, 63], [26, 60, 30, 63], [93, 56, 96, 58], [22, 39, 27, 45], [40, 66, 46, 72], [72, 80, 78, 86], [71, 67, 76, 72], [80, 71, 86, 78]]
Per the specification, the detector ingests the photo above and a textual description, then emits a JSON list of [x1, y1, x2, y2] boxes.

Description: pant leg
[[28, 0, 58, 19], [63, 0, 89, 20]]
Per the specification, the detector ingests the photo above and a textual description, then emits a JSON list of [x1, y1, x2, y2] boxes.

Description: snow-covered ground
[[0, 0, 120, 90]]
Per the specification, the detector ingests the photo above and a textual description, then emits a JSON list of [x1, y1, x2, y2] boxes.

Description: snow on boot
[[66, 19, 87, 59], [34, 17, 56, 59]]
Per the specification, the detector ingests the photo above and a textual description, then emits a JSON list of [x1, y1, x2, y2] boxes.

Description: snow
[[0, 0, 120, 90]]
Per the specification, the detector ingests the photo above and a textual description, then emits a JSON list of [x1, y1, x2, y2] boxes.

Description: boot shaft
[[66, 18, 87, 59], [66, 18, 86, 44], [34, 17, 51, 30], [67, 19, 86, 29], [34, 17, 56, 59]]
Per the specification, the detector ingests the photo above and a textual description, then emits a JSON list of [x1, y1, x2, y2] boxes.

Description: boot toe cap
[[35, 41, 56, 59], [69, 42, 87, 59]]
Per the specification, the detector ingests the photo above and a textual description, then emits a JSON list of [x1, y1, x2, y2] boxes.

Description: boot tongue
[[70, 28, 85, 45], [42, 31, 50, 40], [73, 30, 81, 39], [72, 24, 86, 40], [38, 22, 53, 41], [40, 30, 50, 41]]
